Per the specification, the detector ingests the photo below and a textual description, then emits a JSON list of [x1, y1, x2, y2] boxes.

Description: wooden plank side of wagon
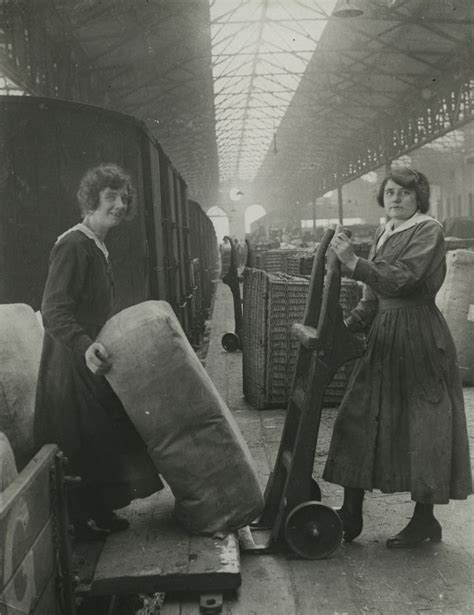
[[0, 445, 60, 615], [0, 519, 58, 614]]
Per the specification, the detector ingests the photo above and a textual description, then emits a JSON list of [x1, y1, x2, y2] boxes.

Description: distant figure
[[325, 167, 472, 548]]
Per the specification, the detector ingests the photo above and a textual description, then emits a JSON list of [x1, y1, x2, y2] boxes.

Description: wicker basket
[[286, 255, 303, 276], [242, 269, 269, 409], [286, 249, 316, 276], [242, 269, 362, 409], [263, 249, 301, 273]]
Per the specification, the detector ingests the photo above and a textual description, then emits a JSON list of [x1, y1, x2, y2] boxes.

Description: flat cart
[[244, 227, 366, 559], [71, 487, 241, 614]]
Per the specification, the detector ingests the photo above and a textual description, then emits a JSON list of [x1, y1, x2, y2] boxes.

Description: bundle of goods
[[98, 300, 263, 535], [0, 304, 44, 468], [444, 237, 474, 252], [0, 431, 18, 491], [436, 249, 474, 385], [242, 269, 362, 409]]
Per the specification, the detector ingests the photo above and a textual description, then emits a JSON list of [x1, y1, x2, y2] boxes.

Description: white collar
[[376, 211, 441, 251], [383, 211, 441, 235], [55, 223, 109, 261]]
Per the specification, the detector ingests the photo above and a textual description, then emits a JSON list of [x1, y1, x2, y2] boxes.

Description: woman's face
[[90, 187, 128, 229], [383, 179, 418, 222]]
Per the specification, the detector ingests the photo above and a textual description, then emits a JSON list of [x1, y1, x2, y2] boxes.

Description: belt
[[377, 296, 435, 310]]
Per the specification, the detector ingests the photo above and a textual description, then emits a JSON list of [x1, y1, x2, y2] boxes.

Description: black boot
[[386, 503, 442, 549], [335, 487, 364, 542]]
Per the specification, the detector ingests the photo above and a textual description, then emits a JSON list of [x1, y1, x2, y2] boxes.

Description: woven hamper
[[242, 270, 362, 409], [242, 269, 269, 409], [287, 255, 304, 276], [286, 249, 316, 276], [263, 249, 300, 273], [436, 249, 474, 385]]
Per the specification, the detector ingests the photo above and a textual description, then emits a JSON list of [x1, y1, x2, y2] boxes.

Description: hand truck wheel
[[284, 501, 342, 560], [221, 332, 240, 352]]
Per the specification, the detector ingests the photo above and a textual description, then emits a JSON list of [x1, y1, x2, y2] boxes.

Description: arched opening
[[245, 204, 266, 234], [207, 206, 229, 242]]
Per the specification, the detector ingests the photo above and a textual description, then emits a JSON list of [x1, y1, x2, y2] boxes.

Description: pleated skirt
[[323, 302, 472, 504]]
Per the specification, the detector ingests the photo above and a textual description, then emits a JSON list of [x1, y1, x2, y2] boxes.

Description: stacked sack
[[1, 431, 18, 491], [98, 300, 263, 535], [436, 249, 474, 385], [0, 304, 44, 468]]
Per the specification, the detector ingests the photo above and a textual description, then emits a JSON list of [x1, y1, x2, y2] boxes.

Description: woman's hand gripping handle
[[330, 224, 358, 273]]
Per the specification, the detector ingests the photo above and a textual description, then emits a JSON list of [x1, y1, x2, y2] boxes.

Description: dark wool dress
[[34, 230, 163, 521], [323, 217, 472, 504]]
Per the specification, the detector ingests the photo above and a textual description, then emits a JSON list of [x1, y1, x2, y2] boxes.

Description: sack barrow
[[244, 227, 365, 559]]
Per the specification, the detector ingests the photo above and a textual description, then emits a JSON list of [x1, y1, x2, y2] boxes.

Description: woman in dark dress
[[34, 163, 163, 537], [323, 168, 472, 548]]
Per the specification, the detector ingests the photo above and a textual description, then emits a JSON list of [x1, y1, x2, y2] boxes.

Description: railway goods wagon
[[0, 96, 217, 340]]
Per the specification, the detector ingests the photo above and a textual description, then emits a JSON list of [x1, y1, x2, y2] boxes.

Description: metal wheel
[[310, 478, 322, 501], [284, 501, 343, 560], [221, 332, 240, 352]]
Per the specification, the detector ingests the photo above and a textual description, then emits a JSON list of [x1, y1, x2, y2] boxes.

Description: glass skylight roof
[[422, 129, 465, 152], [210, 0, 338, 182]]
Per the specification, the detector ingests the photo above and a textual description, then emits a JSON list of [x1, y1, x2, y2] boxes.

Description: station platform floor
[[163, 280, 474, 615]]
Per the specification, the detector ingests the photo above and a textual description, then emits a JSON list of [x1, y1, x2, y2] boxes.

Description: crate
[[242, 269, 362, 409]]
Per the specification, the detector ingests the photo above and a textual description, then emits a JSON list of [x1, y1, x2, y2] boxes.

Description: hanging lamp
[[332, 0, 364, 18]]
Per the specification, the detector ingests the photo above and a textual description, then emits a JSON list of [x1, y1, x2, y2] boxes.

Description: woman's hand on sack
[[331, 229, 358, 272], [85, 342, 112, 375]]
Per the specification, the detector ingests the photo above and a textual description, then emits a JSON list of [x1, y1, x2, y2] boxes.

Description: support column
[[337, 183, 344, 225], [384, 130, 392, 175]]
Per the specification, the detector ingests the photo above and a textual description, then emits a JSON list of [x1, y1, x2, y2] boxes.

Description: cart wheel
[[221, 332, 240, 352], [284, 502, 342, 560], [310, 478, 322, 501]]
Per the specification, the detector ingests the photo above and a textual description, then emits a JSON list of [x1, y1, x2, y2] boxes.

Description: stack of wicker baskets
[[263, 249, 301, 273], [242, 269, 362, 410]]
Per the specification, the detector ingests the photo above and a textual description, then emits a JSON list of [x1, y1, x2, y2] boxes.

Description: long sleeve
[[345, 283, 378, 332], [41, 239, 93, 355], [352, 221, 445, 297]]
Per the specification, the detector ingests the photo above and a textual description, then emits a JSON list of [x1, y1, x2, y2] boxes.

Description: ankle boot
[[335, 487, 364, 542], [386, 504, 442, 549]]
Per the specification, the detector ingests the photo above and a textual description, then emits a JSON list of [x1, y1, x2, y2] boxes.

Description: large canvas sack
[[0, 432, 19, 491], [436, 249, 474, 385], [98, 300, 263, 534], [0, 304, 44, 467]]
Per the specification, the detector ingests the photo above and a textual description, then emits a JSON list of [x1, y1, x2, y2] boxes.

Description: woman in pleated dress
[[35, 163, 163, 539], [323, 167, 472, 548]]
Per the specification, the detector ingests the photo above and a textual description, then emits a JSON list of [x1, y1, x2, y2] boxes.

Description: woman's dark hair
[[376, 167, 430, 213], [77, 163, 136, 220]]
